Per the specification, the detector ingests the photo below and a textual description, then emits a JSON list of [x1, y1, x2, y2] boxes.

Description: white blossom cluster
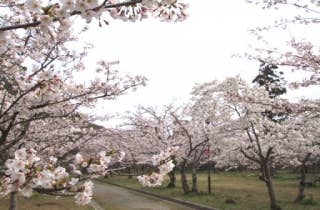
[[74, 180, 93, 205], [109, 1, 148, 21], [0, 0, 188, 53], [73, 151, 113, 177], [104, 0, 187, 22], [151, 146, 178, 166], [137, 172, 165, 187], [153, 0, 187, 21], [0, 147, 124, 205], [137, 146, 177, 187]]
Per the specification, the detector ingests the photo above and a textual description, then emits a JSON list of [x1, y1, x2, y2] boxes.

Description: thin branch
[[240, 148, 260, 164], [0, 0, 143, 32], [0, 112, 18, 145], [0, 82, 42, 120], [285, 2, 320, 15]]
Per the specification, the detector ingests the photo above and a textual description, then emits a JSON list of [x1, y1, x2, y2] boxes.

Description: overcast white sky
[[78, 0, 319, 125]]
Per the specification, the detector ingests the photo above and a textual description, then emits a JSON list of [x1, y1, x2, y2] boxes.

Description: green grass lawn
[[0, 194, 94, 210], [102, 170, 320, 210]]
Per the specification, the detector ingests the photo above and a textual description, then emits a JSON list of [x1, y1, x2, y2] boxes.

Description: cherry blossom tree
[[122, 104, 211, 193], [0, 0, 188, 209], [0, 58, 146, 164], [123, 105, 179, 187], [137, 146, 178, 187], [0, 145, 176, 210], [78, 119, 179, 188], [191, 76, 292, 210], [246, 0, 320, 103], [195, 75, 319, 209], [190, 79, 250, 193], [276, 110, 320, 203], [0, 0, 188, 162], [246, 0, 320, 204], [168, 106, 212, 194], [102, 127, 157, 178], [1, 147, 122, 208]]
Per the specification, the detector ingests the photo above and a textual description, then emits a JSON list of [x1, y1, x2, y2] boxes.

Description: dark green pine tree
[[252, 61, 287, 121]]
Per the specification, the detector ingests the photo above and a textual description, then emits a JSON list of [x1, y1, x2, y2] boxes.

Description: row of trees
[[0, 0, 187, 209], [109, 28, 320, 209], [112, 69, 319, 210], [1, 1, 320, 210]]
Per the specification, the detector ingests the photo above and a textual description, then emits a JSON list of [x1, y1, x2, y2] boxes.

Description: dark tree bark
[[9, 191, 18, 210], [239, 121, 282, 210], [180, 160, 189, 194], [191, 167, 198, 193], [261, 163, 282, 210], [295, 153, 312, 203], [128, 167, 132, 179], [167, 170, 176, 188], [181, 169, 189, 194], [241, 148, 282, 210], [207, 161, 213, 193]]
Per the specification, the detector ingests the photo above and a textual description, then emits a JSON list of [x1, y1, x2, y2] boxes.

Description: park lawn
[[102, 170, 320, 210], [0, 193, 94, 210]]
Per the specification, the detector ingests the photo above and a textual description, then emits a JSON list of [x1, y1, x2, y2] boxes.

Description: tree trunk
[[128, 167, 132, 179], [262, 163, 282, 210], [295, 153, 311, 203], [295, 165, 307, 203], [9, 191, 18, 210], [191, 167, 198, 193], [180, 169, 189, 194], [207, 161, 212, 193], [167, 170, 176, 188], [180, 160, 189, 194], [270, 160, 276, 177]]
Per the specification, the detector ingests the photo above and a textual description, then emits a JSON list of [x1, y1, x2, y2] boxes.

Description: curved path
[[92, 181, 194, 210]]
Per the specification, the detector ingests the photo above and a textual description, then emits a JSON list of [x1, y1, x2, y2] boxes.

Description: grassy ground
[[0, 193, 94, 210], [102, 170, 320, 210]]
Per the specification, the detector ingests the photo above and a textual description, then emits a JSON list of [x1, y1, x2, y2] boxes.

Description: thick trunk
[[295, 166, 306, 203], [9, 191, 18, 210], [167, 170, 176, 188], [180, 161, 189, 194], [191, 167, 198, 193], [128, 167, 132, 179], [262, 163, 282, 210], [295, 154, 311, 203], [181, 169, 189, 194], [136, 164, 140, 175], [269, 160, 276, 177]]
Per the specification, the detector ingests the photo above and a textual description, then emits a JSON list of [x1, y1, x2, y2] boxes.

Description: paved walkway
[[92, 181, 194, 210]]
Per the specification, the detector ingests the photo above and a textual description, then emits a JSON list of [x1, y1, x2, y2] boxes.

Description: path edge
[[96, 179, 219, 210]]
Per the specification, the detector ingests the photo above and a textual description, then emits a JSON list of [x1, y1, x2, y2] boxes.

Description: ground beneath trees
[[103, 171, 320, 210], [93, 181, 193, 210]]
